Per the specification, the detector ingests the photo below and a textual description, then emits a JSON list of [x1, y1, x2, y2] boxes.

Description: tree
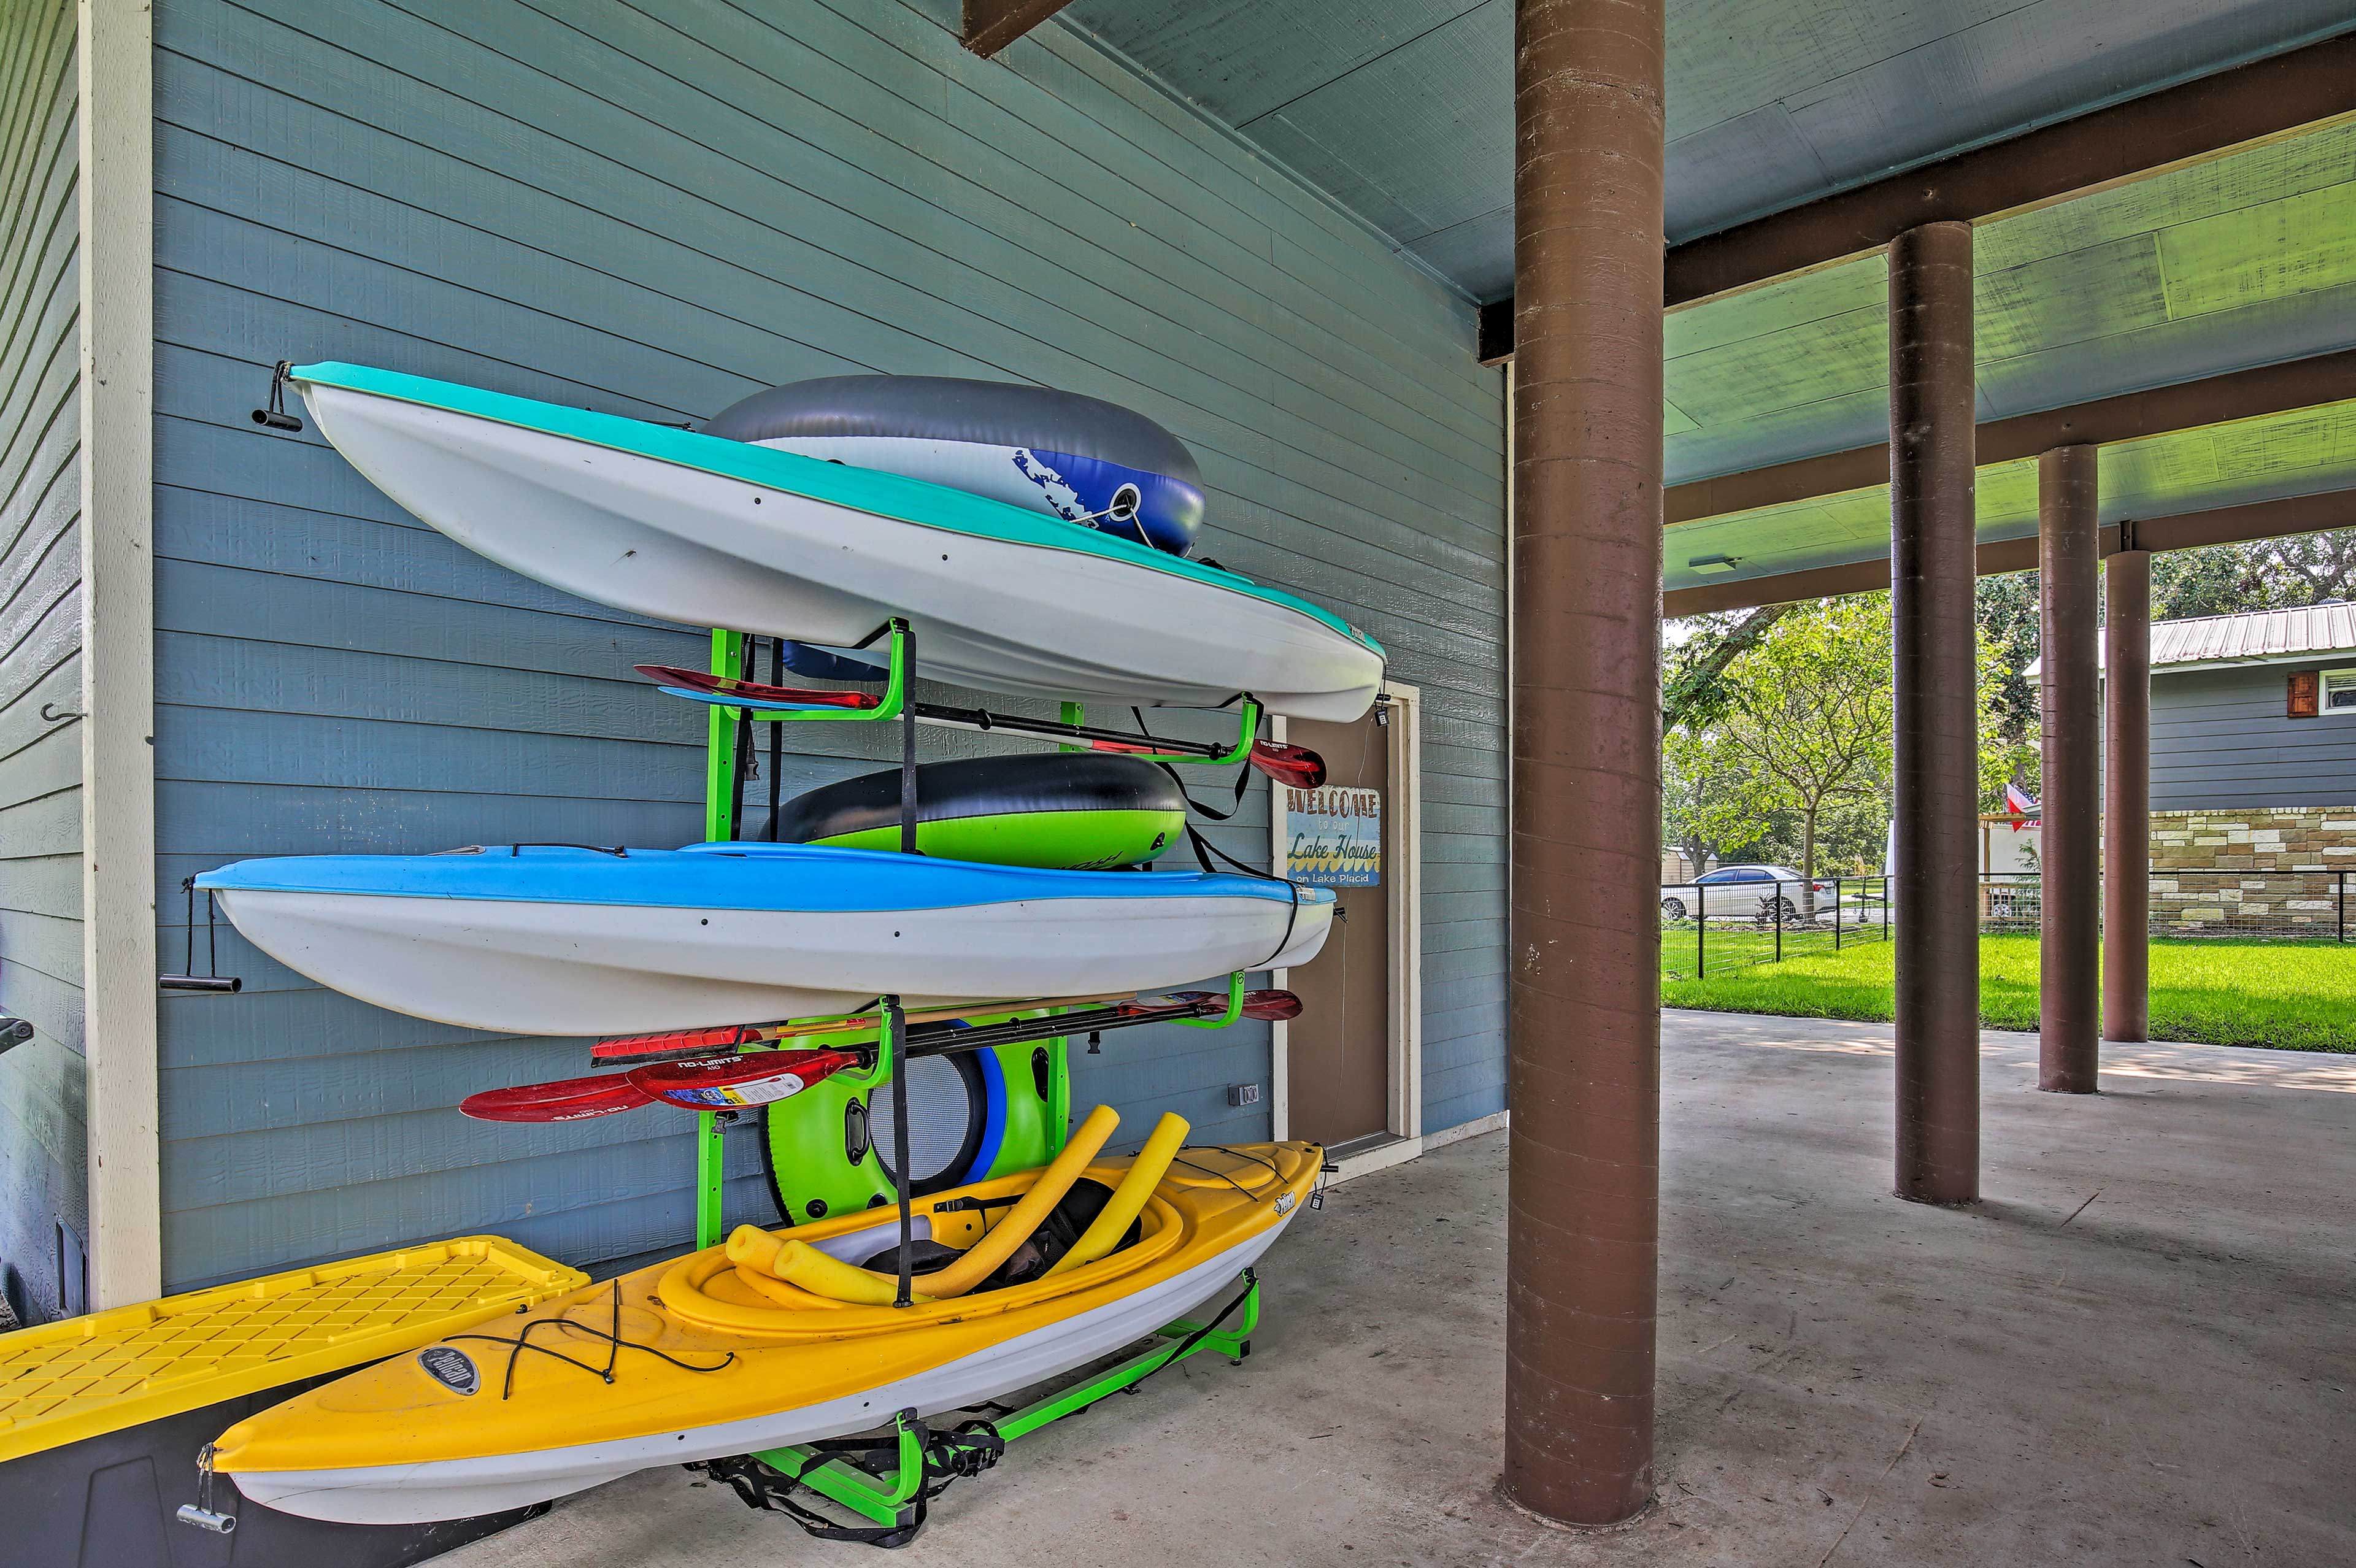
[[2152, 545, 2255, 621], [1661, 591, 2019, 895], [1676, 597, 1896, 908], [1974, 569, 2041, 802], [1661, 744, 1736, 875], [2258, 529, 2356, 604], [1663, 603, 1791, 734], [2149, 526, 2356, 620]]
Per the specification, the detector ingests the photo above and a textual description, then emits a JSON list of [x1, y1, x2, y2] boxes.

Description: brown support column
[[1888, 221, 1979, 1205], [1504, 0, 1664, 1528], [2104, 545, 2152, 1043], [2038, 447, 2100, 1091]]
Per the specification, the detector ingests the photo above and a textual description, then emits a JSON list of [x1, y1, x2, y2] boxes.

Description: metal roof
[[2023, 602, 2356, 677], [2147, 602, 2356, 669]]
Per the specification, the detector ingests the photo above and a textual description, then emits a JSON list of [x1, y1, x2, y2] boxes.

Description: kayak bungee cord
[[1166, 1149, 1280, 1201], [443, 1280, 734, 1401]]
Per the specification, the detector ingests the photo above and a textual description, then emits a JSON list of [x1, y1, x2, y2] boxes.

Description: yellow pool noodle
[[899, 1102, 1120, 1299], [725, 1228, 917, 1307], [733, 1105, 1123, 1305], [726, 1224, 787, 1276], [1044, 1112, 1188, 1277], [774, 1239, 935, 1305], [732, 1264, 851, 1311]]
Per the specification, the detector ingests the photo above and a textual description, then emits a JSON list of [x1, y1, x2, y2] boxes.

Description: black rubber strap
[[886, 996, 915, 1308], [765, 636, 785, 840], [700, 1420, 1004, 1550], [1178, 824, 1303, 967]]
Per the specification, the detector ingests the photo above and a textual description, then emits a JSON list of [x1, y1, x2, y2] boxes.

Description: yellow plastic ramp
[[0, 1236, 585, 1462]]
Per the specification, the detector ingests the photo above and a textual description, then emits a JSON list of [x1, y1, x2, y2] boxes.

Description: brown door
[[1282, 712, 1392, 1147]]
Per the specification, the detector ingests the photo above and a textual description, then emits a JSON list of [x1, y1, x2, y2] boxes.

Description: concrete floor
[[445, 1012, 2355, 1566]]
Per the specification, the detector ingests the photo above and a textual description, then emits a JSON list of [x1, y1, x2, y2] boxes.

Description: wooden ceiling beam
[[1477, 32, 2356, 363], [1660, 488, 2356, 618], [961, 0, 1075, 58], [1665, 349, 2356, 526]]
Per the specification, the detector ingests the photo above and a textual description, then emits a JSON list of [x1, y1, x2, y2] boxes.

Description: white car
[[1660, 864, 1827, 924]]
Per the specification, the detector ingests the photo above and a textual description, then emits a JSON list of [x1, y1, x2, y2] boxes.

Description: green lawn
[[1660, 932, 2356, 1053]]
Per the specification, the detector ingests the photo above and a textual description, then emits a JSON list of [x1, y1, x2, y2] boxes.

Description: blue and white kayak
[[289, 363, 1385, 721], [196, 845, 1335, 1036]]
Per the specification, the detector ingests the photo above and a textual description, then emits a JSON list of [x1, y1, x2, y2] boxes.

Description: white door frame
[[1268, 682, 1423, 1178]]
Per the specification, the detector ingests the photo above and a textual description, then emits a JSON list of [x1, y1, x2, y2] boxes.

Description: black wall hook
[[252, 360, 304, 432], [161, 877, 244, 993]]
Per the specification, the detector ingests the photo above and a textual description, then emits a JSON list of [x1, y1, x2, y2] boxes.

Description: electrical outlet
[[1226, 1082, 1261, 1107]]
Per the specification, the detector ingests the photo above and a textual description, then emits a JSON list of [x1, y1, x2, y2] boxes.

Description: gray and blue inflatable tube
[[706, 374, 1206, 556]]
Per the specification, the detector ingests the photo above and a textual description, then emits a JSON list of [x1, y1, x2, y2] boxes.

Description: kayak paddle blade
[[460, 1072, 653, 1123], [628, 1048, 865, 1110], [634, 664, 879, 710], [594, 1020, 788, 1063], [1164, 988, 1303, 1021], [1249, 741, 1326, 789], [1241, 988, 1305, 1021]]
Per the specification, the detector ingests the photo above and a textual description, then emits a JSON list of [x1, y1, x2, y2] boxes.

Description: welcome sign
[[1284, 785, 1381, 886]]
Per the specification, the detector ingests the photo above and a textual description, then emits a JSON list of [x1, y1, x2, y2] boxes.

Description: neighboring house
[[2141, 604, 2356, 816], [2028, 603, 2356, 932], [2140, 604, 2356, 907]]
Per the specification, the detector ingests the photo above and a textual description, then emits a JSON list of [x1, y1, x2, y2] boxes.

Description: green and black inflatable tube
[[761, 1015, 1069, 1226], [774, 752, 1186, 870]]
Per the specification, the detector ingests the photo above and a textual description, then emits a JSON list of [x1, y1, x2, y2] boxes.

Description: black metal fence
[[1977, 869, 2353, 942], [1660, 869, 2350, 981], [1658, 875, 1892, 981]]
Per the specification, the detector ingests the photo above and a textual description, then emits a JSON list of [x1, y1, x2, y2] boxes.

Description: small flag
[[2003, 780, 2038, 827]]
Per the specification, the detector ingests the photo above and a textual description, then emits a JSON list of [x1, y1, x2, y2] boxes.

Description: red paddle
[[1159, 989, 1304, 1021], [1248, 741, 1326, 790], [627, 1049, 864, 1110], [460, 1070, 656, 1123], [595, 1020, 799, 1061], [634, 664, 880, 710]]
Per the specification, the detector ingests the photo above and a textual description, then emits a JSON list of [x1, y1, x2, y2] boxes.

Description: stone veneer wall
[[2146, 808, 2356, 937]]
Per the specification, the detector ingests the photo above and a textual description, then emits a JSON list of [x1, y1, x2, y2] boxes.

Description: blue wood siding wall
[[0, 0, 83, 1327], [150, 0, 1505, 1288], [2152, 663, 2356, 810]]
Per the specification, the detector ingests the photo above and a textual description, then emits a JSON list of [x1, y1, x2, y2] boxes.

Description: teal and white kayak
[[290, 363, 1385, 721], [196, 845, 1334, 1035]]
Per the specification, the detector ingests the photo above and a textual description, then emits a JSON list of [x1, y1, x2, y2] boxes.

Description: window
[[2325, 667, 2356, 715]]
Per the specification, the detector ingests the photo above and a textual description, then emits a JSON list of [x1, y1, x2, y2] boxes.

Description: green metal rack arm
[[747, 1272, 1260, 1534]]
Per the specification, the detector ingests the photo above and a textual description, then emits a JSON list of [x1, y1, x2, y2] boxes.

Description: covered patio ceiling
[[1059, 0, 2356, 607], [1068, 0, 2355, 301], [1666, 397, 2356, 596]]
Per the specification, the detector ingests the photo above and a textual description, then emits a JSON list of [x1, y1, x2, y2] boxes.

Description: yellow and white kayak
[[213, 1114, 1319, 1526]]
